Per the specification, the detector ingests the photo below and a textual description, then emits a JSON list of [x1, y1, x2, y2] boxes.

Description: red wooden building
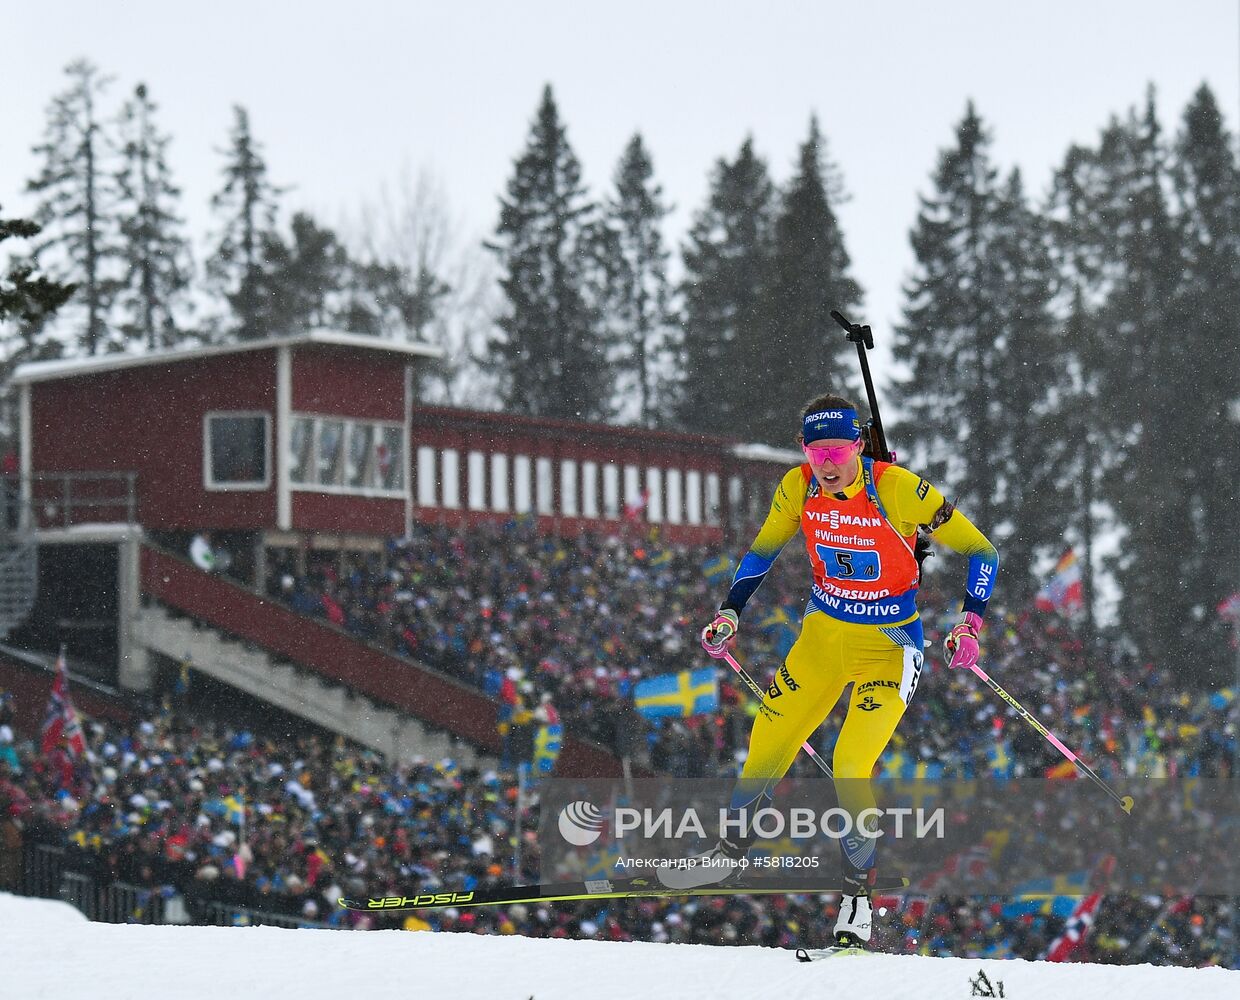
[[15, 330, 433, 540], [6, 332, 798, 774], [13, 331, 798, 550]]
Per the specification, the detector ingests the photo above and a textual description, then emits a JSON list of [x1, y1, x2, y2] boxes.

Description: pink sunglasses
[[802, 440, 860, 466]]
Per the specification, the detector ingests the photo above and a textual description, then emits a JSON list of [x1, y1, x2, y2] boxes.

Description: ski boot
[[832, 869, 874, 948]]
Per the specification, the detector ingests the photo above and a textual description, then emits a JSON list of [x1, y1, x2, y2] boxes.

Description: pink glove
[[944, 611, 983, 670], [701, 610, 739, 658]]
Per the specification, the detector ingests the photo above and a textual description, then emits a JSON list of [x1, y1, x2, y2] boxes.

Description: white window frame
[[536, 457, 554, 515], [686, 469, 703, 525], [581, 461, 599, 518], [204, 411, 272, 492], [417, 446, 438, 507], [646, 467, 663, 523], [666, 468, 683, 525], [513, 455, 532, 514], [287, 413, 407, 498], [705, 473, 722, 526], [467, 451, 487, 511], [560, 460, 579, 517], [490, 453, 510, 511], [602, 463, 620, 518], [623, 465, 641, 510], [441, 448, 461, 509]]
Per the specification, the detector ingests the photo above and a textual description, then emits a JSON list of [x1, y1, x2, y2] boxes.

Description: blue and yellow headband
[[802, 408, 861, 443]]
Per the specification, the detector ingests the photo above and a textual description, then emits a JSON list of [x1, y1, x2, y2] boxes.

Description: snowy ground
[[2, 893, 1237, 1000]]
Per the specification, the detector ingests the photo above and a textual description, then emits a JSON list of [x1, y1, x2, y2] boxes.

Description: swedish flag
[[583, 848, 622, 880], [702, 554, 733, 584], [757, 606, 792, 632], [987, 739, 1013, 780], [533, 723, 563, 775], [648, 548, 673, 569], [222, 794, 245, 826], [1001, 870, 1091, 918], [634, 668, 719, 719]]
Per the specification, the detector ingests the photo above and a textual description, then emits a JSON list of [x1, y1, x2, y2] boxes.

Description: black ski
[[338, 873, 909, 913]]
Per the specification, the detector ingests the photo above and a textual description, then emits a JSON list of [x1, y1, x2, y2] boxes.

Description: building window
[[536, 457, 554, 515], [205, 412, 270, 490], [490, 453, 509, 511], [623, 465, 641, 513], [513, 456, 532, 513], [467, 451, 487, 511], [581, 461, 599, 518], [705, 473, 721, 526], [729, 475, 743, 515], [417, 447, 437, 507], [377, 425, 404, 490], [316, 420, 345, 486], [346, 424, 374, 489], [290, 415, 405, 495], [560, 460, 578, 517], [646, 467, 663, 523], [289, 417, 314, 484], [686, 470, 703, 525], [666, 468, 683, 524], [602, 464, 620, 518], [441, 449, 460, 508]]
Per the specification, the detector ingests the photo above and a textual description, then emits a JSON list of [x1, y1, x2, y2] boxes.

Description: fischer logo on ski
[[361, 892, 476, 909]]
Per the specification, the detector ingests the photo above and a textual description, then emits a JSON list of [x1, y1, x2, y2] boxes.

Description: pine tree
[[207, 105, 283, 340], [984, 167, 1063, 599], [264, 212, 351, 332], [1045, 142, 1115, 638], [603, 133, 679, 427], [114, 82, 193, 349], [678, 137, 776, 438], [26, 58, 124, 355], [487, 85, 609, 421], [1088, 91, 1192, 672], [894, 104, 1006, 537], [895, 106, 1064, 599], [755, 116, 862, 444], [1169, 84, 1240, 675], [0, 207, 74, 449]]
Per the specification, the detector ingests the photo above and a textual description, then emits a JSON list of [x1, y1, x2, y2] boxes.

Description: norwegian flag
[[41, 649, 87, 758], [1044, 890, 1104, 961]]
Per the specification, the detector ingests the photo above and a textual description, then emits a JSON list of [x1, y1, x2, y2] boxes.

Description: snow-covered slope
[[1, 893, 1235, 1000]]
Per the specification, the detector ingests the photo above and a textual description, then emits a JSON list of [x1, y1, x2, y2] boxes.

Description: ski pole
[[968, 661, 1134, 815], [715, 648, 834, 778]]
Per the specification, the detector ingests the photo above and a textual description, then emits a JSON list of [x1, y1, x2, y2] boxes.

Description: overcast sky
[[4, 1, 1240, 386]]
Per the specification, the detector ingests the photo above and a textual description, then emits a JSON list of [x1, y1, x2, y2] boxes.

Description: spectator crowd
[[0, 518, 1235, 966]]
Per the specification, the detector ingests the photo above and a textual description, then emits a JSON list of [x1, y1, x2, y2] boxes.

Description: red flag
[[41, 650, 86, 758], [1044, 890, 1104, 961]]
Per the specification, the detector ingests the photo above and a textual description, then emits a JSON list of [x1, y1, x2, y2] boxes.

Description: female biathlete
[[668, 393, 998, 949]]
